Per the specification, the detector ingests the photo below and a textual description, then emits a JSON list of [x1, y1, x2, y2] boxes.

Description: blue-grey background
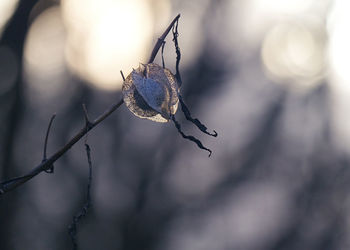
[[1, 0, 349, 249]]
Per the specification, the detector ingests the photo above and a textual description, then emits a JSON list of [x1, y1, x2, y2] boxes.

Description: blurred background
[[0, 0, 350, 249]]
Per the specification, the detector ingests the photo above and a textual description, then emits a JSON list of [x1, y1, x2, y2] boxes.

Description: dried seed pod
[[122, 63, 179, 122], [122, 17, 216, 156]]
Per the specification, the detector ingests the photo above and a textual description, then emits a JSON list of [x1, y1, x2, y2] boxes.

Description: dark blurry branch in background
[[0, 14, 180, 196]]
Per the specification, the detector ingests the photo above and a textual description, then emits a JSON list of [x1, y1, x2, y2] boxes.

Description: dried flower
[[122, 63, 179, 123], [122, 16, 217, 156]]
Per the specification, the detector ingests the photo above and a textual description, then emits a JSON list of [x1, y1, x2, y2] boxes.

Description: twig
[[178, 95, 218, 137], [0, 14, 181, 195], [42, 114, 56, 173], [120, 70, 126, 81], [0, 99, 124, 195], [43, 114, 56, 161], [171, 115, 212, 157], [172, 18, 182, 86], [68, 143, 93, 250], [148, 14, 180, 64], [82, 103, 91, 145], [82, 104, 91, 125], [161, 41, 166, 68]]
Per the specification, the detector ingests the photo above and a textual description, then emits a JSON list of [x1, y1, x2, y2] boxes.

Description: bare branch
[[161, 41, 166, 68], [0, 99, 124, 195], [0, 14, 181, 195], [43, 114, 56, 161], [172, 17, 182, 86], [42, 114, 56, 173], [148, 14, 180, 64], [69, 143, 93, 250]]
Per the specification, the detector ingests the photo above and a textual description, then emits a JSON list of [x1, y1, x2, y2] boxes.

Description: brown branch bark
[[0, 14, 180, 195]]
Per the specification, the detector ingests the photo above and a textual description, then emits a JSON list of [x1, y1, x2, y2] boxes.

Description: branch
[[42, 113, 56, 173], [69, 143, 93, 250], [148, 14, 180, 64], [0, 14, 181, 195], [0, 99, 124, 195]]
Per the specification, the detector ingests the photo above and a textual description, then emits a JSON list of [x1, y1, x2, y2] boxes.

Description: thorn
[[120, 70, 126, 81]]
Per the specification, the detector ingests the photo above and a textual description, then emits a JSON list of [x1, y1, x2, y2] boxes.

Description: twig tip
[[120, 70, 126, 81]]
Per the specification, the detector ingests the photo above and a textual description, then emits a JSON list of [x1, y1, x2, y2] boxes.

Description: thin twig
[[82, 104, 91, 124], [178, 95, 218, 137], [82, 103, 91, 145], [0, 99, 124, 195], [43, 114, 56, 161], [42, 114, 56, 173], [172, 18, 182, 86], [120, 70, 125, 81], [69, 143, 93, 250], [171, 115, 212, 157], [161, 41, 166, 68], [0, 14, 181, 195], [148, 14, 180, 64]]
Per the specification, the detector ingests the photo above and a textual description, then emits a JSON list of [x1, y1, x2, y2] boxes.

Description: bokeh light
[[5, 1, 350, 250], [328, 0, 350, 152], [61, 0, 154, 91], [0, 0, 19, 38], [234, 0, 329, 91], [150, 0, 172, 34], [249, 0, 315, 16], [226, 0, 322, 49], [328, 0, 350, 92], [261, 22, 326, 91], [23, 6, 68, 101]]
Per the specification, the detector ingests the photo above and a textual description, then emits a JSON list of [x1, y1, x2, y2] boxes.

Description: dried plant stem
[[68, 143, 93, 250], [42, 113, 56, 161], [0, 14, 181, 195], [42, 114, 56, 173], [148, 14, 180, 64], [0, 99, 124, 195]]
